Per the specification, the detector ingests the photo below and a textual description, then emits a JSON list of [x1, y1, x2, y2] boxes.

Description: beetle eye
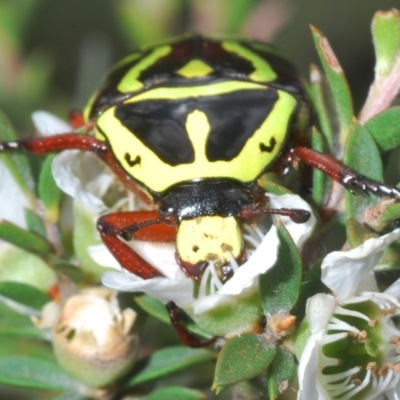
[[124, 153, 141, 167]]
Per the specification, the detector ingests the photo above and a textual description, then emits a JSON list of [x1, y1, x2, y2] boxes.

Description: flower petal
[[0, 160, 29, 228], [52, 151, 110, 212], [32, 111, 71, 136], [102, 272, 194, 306], [321, 229, 400, 301]]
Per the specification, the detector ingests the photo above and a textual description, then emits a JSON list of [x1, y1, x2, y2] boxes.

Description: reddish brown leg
[[166, 301, 216, 348], [97, 210, 177, 279], [294, 146, 400, 199], [0, 133, 152, 204]]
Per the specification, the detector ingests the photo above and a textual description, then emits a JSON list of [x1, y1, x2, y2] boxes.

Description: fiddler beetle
[[1, 35, 399, 285]]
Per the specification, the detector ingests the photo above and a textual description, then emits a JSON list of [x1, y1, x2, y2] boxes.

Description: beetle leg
[[166, 301, 216, 348], [293, 146, 400, 199], [0, 134, 152, 204], [97, 210, 177, 279]]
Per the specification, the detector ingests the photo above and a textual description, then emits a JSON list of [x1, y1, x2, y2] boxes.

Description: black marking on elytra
[[124, 153, 141, 167], [115, 88, 278, 166], [259, 137, 276, 153]]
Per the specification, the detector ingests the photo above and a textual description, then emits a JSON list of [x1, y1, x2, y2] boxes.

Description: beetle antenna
[[240, 207, 311, 224]]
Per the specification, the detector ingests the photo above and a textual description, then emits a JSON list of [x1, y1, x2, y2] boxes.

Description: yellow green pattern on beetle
[[222, 41, 277, 83], [117, 45, 172, 93], [96, 83, 297, 194]]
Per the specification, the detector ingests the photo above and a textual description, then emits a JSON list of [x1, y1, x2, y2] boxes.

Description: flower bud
[[52, 287, 138, 388]]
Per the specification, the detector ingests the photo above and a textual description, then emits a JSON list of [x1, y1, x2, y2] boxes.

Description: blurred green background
[[1, 0, 399, 133]]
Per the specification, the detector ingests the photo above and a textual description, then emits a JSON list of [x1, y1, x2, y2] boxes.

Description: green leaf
[[0, 220, 52, 255], [38, 154, 62, 223], [0, 356, 80, 390], [73, 203, 107, 282], [212, 333, 275, 392], [129, 346, 214, 386], [0, 246, 56, 292], [309, 64, 334, 149], [372, 9, 400, 78], [0, 301, 44, 338], [259, 220, 302, 315], [365, 107, 400, 152], [311, 127, 327, 205], [135, 294, 170, 323], [375, 241, 400, 271], [24, 208, 47, 239], [0, 110, 34, 202], [311, 26, 353, 145], [144, 386, 204, 400], [52, 262, 84, 284], [346, 217, 378, 248], [343, 123, 383, 218], [51, 392, 91, 400], [375, 202, 400, 231], [258, 173, 293, 195], [267, 346, 296, 400], [0, 281, 49, 311], [292, 263, 327, 320]]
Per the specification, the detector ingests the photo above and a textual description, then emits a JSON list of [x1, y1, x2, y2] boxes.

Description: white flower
[[298, 229, 400, 400]]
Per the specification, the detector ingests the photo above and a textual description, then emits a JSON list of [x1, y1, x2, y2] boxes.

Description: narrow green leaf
[[267, 346, 296, 400], [375, 241, 400, 271], [258, 173, 293, 195], [0, 246, 56, 292], [372, 9, 400, 77], [376, 202, 400, 231], [343, 123, 383, 218], [259, 220, 302, 315], [38, 154, 62, 223], [311, 127, 327, 205], [51, 392, 91, 400], [0, 220, 52, 255], [309, 64, 334, 149], [144, 386, 204, 400], [0, 110, 34, 201], [292, 263, 327, 320], [52, 262, 84, 284], [365, 107, 400, 152], [311, 26, 353, 145], [346, 218, 378, 248], [129, 346, 214, 386], [24, 208, 47, 239], [135, 294, 170, 323], [0, 356, 79, 390], [212, 334, 275, 391], [0, 301, 44, 338], [0, 281, 49, 311]]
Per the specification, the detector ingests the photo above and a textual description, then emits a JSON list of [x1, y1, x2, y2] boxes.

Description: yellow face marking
[[117, 45, 172, 93], [177, 216, 242, 265], [222, 41, 277, 83], [177, 59, 214, 78], [97, 82, 297, 193]]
